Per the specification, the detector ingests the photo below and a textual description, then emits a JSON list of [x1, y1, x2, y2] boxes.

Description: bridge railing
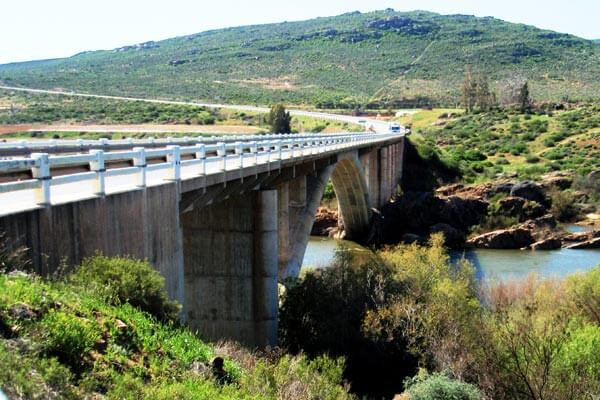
[[0, 132, 363, 156], [0, 132, 401, 210]]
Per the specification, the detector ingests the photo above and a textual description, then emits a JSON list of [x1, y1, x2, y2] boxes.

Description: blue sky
[[1, 0, 598, 64]]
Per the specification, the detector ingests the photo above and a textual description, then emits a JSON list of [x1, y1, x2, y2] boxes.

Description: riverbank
[[290, 234, 600, 399], [314, 171, 599, 251]]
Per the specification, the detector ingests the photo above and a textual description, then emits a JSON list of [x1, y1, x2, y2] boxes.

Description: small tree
[[518, 81, 532, 113], [462, 66, 496, 113], [475, 74, 496, 111], [461, 66, 477, 113], [268, 104, 292, 133]]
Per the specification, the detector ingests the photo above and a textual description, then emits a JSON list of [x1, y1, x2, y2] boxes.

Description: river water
[[303, 236, 600, 283]]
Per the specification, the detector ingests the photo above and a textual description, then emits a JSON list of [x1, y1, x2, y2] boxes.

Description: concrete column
[[282, 165, 334, 279], [277, 183, 290, 277], [181, 190, 278, 347], [253, 190, 279, 346]]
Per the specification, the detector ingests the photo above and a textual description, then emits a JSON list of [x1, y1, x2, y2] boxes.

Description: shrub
[[549, 190, 580, 222], [70, 255, 180, 322], [402, 370, 483, 400]]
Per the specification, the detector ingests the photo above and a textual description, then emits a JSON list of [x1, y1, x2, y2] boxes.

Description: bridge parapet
[[0, 132, 402, 217]]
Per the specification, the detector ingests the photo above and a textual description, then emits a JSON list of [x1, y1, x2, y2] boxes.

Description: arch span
[[330, 155, 372, 240]]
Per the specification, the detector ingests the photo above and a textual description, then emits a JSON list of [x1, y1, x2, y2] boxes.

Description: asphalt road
[[0, 85, 392, 133]]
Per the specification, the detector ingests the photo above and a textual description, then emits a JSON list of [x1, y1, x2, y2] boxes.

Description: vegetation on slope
[[280, 234, 600, 399], [1, 10, 599, 107], [401, 104, 600, 183], [0, 253, 352, 399]]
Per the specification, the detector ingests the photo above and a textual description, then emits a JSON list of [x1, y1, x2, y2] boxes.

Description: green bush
[[549, 190, 580, 222], [71, 255, 180, 322], [402, 371, 483, 400]]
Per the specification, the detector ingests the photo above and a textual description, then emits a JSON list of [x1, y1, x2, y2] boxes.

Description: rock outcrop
[[510, 181, 550, 208], [565, 237, 600, 249], [496, 196, 546, 222], [467, 227, 534, 249], [530, 238, 562, 250], [312, 207, 338, 236]]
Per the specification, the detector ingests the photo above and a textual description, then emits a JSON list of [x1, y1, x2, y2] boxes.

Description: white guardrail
[[0, 133, 355, 152], [0, 132, 400, 213]]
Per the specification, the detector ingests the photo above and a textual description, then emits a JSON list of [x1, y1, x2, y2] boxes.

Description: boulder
[[565, 237, 600, 249], [510, 181, 549, 207], [439, 196, 489, 231], [467, 227, 534, 249], [587, 170, 600, 181], [540, 173, 573, 190], [530, 237, 562, 250], [429, 223, 465, 248], [312, 207, 338, 236], [519, 214, 557, 231]]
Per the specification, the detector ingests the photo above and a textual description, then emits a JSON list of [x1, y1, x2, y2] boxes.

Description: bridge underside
[[0, 139, 404, 347]]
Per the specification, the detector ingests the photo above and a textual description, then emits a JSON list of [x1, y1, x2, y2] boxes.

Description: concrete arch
[[330, 154, 371, 240]]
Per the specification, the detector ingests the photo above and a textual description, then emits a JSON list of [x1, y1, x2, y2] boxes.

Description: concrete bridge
[[0, 132, 405, 347]]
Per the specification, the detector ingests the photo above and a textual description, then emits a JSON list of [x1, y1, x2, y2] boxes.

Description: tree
[[461, 66, 477, 113], [268, 104, 292, 133], [475, 74, 495, 111], [461, 66, 496, 113], [518, 81, 532, 113]]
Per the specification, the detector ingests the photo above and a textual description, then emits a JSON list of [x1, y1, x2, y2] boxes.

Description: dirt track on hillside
[[0, 124, 265, 136]]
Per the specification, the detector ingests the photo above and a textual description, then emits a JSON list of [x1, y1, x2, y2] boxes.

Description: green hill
[[1, 9, 599, 107]]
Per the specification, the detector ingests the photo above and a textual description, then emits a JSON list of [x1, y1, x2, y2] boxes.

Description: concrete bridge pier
[[277, 166, 334, 280], [181, 190, 279, 347]]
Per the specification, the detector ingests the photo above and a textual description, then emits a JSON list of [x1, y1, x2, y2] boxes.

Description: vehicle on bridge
[[388, 122, 401, 133]]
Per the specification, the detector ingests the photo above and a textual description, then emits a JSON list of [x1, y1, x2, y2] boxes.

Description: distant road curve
[[0, 85, 392, 133]]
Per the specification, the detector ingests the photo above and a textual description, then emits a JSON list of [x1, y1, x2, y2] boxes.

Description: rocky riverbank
[[315, 171, 600, 250]]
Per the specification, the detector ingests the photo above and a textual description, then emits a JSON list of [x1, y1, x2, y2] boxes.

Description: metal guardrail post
[[89, 150, 106, 196], [31, 153, 51, 205], [166, 145, 181, 181], [132, 147, 146, 188]]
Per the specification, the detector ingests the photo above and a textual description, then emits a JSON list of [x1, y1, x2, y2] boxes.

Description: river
[[303, 236, 600, 283]]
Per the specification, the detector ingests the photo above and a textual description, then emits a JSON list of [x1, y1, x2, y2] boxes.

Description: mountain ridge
[[1, 9, 599, 107]]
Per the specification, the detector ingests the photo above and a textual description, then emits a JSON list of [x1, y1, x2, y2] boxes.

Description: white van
[[388, 122, 401, 133]]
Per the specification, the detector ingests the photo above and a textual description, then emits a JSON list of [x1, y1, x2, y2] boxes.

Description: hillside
[[1, 10, 599, 107], [400, 104, 600, 183], [0, 255, 351, 399]]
